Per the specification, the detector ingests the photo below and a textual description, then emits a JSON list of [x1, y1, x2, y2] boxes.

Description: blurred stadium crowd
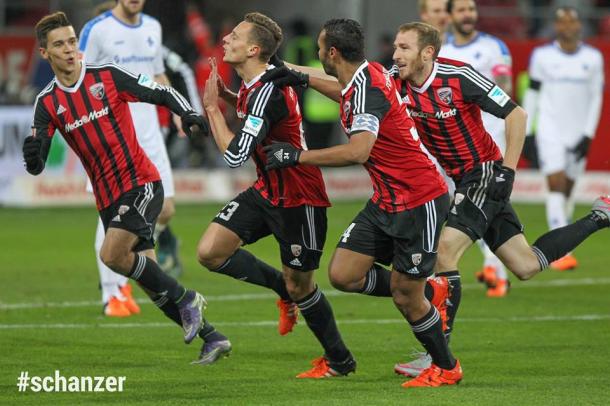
[[1, 0, 609, 170]]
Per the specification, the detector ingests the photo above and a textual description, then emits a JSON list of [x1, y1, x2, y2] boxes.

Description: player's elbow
[[348, 148, 370, 164]]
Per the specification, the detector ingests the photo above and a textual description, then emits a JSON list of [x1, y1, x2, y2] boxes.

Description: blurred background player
[[522, 7, 604, 271], [419, 0, 450, 41], [80, 0, 183, 317], [439, 0, 513, 297]]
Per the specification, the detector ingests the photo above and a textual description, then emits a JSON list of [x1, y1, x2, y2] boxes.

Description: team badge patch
[[436, 87, 453, 104], [291, 244, 302, 257], [89, 82, 105, 100], [118, 205, 130, 215], [411, 253, 422, 266]]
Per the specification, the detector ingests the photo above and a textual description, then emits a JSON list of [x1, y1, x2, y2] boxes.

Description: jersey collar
[[341, 60, 369, 96], [244, 64, 276, 89], [410, 61, 438, 94], [553, 40, 583, 55], [54, 60, 87, 93]]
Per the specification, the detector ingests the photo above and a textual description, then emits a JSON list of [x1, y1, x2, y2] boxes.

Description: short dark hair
[[321, 19, 365, 63], [447, 0, 475, 14], [35, 11, 72, 48], [244, 12, 283, 62], [398, 22, 442, 59]]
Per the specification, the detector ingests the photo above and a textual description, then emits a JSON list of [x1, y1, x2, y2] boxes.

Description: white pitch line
[[0, 314, 609, 330], [1, 277, 610, 311]]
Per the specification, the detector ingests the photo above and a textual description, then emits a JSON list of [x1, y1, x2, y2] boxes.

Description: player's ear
[[39, 47, 49, 60]]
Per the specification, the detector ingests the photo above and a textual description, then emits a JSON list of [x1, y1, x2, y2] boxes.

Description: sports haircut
[[321, 18, 365, 63], [244, 12, 283, 62], [35, 11, 72, 48], [398, 21, 442, 59]]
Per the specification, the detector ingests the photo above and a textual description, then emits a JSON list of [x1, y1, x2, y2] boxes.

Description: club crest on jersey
[[454, 193, 465, 205], [411, 253, 422, 266], [436, 87, 452, 104], [291, 244, 302, 257], [89, 82, 105, 100]]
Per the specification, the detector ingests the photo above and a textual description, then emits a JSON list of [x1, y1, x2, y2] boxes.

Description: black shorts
[[212, 187, 327, 271], [447, 161, 524, 251], [99, 181, 163, 252], [336, 194, 450, 279]]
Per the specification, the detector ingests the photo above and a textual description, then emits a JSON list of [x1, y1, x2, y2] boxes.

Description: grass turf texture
[[0, 202, 608, 405]]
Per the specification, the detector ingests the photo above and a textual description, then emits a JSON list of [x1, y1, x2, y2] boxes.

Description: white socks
[[546, 192, 568, 230]]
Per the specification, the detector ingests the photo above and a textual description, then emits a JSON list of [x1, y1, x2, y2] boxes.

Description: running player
[[522, 7, 604, 271], [79, 0, 183, 317], [24, 11, 230, 364], [199, 12, 356, 378], [263, 18, 462, 388], [440, 0, 514, 296]]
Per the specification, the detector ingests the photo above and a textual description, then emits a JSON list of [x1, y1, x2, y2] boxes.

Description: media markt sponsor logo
[[65, 107, 109, 132]]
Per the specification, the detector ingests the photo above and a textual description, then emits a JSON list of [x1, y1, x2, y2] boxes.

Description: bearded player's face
[[393, 30, 425, 81], [317, 30, 337, 77], [117, 0, 145, 17]]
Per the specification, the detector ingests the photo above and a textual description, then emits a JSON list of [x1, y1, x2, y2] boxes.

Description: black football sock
[[296, 286, 351, 363], [157, 226, 178, 256], [359, 264, 392, 297], [436, 271, 461, 342], [211, 249, 290, 301], [151, 293, 225, 342], [532, 212, 607, 269], [128, 254, 186, 303], [409, 305, 456, 370]]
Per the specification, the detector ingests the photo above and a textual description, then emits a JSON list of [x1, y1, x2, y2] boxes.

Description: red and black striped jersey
[[31, 62, 194, 210], [226, 70, 330, 208], [393, 57, 517, 180], [340, 61, 446, 212]]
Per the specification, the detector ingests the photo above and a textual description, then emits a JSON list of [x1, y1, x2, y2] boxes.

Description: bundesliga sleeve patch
[[351, 113, 380, 136], [137, 74, 158, 90], [242, 114, 264, 137], [488, 85, 510, 107]]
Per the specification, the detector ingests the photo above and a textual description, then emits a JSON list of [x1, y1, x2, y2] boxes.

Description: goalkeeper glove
[[263, 142, 302, 170]]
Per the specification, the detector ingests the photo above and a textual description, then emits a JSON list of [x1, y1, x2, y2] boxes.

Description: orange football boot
[[486, 279, 510, 298], [119, 283, 141, 314], [296, 356, 356, 379], [428, 276, 450, 331], [550, 254, 578, 271], [104, 296, 131, 317], [401, 360, 463, 388], [276, 299, 298, 336]]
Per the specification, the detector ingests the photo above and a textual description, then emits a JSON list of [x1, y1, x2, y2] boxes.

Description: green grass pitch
[[0, 202, 608, 405]]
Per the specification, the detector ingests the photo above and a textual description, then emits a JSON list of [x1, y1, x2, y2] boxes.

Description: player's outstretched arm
[[264, 131, 375, 170], [262, 62, 342, 103]]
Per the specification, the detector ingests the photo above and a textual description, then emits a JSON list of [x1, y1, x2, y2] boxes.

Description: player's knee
[[99, 247, 127, 274], [328, 266, 354, 292], [510, 263, 538, 281], [197, 241, 226, 270]]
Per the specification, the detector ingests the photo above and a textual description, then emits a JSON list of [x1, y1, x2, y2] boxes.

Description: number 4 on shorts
[[341, 223, 356, 243]]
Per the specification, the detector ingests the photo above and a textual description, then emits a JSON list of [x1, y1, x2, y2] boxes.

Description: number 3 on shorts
[[217, 201, 240, 221], [341, 223, 356, 243]]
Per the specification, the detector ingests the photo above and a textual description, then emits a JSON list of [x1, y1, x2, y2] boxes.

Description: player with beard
[[439, 0, 514, 296], [263, 18, 463, 388]]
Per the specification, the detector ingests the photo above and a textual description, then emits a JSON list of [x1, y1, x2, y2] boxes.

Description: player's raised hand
[[260, 66, 309, 89], [203, 57, 220, 109], [263, 142, 302, 170]]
